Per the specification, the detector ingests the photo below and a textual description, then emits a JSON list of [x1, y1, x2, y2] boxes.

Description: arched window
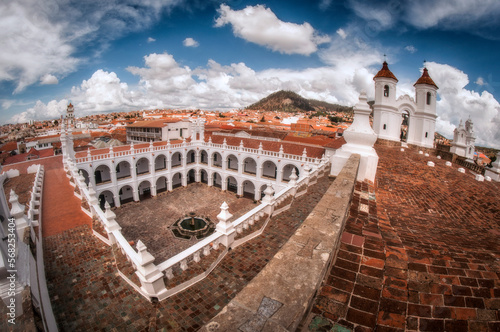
[[384, 85, 389, 97], [426, 92, 431, 105]]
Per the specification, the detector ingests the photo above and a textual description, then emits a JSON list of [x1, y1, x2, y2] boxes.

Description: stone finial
[[87, 148, 91, 158], [258, 142, 263, 151], [9, 189, 29, 233], [302, 148, 308, 158], [136, 240, 155, 265], [130, 141, 134, 150], [279, 145, 284, 155], [289, 168, 298, 186], [9, 190, 23, 216], [216, 202, 235, 237], [104, 201, 115, 220], [217, 202, 233, 224], [223, 138, 227, 146], [240, 140, 244, 148], [303, 164, 311, 175], [262, 183, 275, 204], [208, 137, 212, 144]]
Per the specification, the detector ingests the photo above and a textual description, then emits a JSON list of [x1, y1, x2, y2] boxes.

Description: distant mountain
[[246, 90, 353, 114]]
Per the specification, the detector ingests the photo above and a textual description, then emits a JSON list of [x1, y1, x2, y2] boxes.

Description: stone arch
[[200, 150, 208, 164], [136, 157, 150, 175], [78, 169, 90, 186], [212, 171, 222, 188], [116, 160, 131, 180], [384, 84, 390, 97], [138, 180, 151, 200], [200, 169, 208, 184], [94, 164, 111, 184], [118, 185, 134, 205], [281, 164, 300, 182], [226, 154, 239, 171], [98, 190, 115, 210], [401, 109, 410, 142], [212, 152, 222, 168], [259, 184, 267, 200], [243, 157, 257, 175], [261, 160, 277, 179], [172, 172, 183, 189], [186, 149, 196, 164], [154, 154, 167, 171], [156, 176, 168, 194], [171, 152, 182, 168], [242, 180, 255, 200], [226, 176, 238, 193], [187, 169, 196, 184]]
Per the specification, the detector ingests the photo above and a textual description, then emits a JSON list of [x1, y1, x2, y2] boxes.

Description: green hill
[[246, 90, 353, 114]]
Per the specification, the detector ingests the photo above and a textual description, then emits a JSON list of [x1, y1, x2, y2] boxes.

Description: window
[[383, 124, 386, 130], [426, 92, 431, 105], [384, 85, 389, 97], [425, 132, 428, 138]]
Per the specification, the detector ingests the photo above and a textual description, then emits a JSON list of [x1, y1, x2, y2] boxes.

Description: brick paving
[[310, 145, 500, 331], [44, 171, 333, 331], [114, 183, 256, 263]]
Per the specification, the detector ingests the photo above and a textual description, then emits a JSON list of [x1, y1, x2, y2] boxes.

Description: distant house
[[126, 119, 192, 143], [3, 147, 54, 165]]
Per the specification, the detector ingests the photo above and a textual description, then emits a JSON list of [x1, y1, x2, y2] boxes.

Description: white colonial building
[[65, 120, 327, 209], [372, 62, 439, 148], [126, 118, 193, 143], [450, 118, 476, 160]]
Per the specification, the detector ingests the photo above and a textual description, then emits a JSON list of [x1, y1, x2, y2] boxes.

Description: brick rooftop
[[309, 145, 500, 332], [2, 144, 499, 331]]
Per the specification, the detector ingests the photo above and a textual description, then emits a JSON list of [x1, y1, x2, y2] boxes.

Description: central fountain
[[170, 212, 215, 240]]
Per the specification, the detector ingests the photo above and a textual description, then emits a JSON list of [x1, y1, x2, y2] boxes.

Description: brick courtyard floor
[[114, 183, 256, 263], [44, 171, 333, 331], [309, 145, 500, 332]]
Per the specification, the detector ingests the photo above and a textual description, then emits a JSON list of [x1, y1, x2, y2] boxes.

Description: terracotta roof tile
[[414, 67, 438, 88], [373, 61, 398, 82]]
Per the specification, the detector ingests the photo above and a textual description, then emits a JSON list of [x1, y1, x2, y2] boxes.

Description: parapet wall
[[200, 154, 360, 332]]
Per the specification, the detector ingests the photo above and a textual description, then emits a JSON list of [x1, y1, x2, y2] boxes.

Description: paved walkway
[[44, 171, 333, 331], [309, 145, 500, 331]]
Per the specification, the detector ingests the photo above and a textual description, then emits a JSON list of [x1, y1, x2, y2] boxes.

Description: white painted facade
[[372, 63, 438, 148], [126, 119, 193, 143], [450, 118, 476, 160], [72, 120, 321, 209], [330, 91, 379, 182]]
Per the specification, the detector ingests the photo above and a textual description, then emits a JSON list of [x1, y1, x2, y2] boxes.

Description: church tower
[[412, 67, 438, 148], [372, 61, 401, 142], [66, 103, 75, 129]]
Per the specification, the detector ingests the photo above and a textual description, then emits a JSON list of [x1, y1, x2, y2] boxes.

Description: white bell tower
[[372, 61, 400, 142]]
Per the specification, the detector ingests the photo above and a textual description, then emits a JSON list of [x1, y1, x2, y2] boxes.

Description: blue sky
[[1, 0, 500, 147]]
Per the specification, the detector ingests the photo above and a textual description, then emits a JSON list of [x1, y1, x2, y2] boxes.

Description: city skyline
[[1, 0, 500, 148]]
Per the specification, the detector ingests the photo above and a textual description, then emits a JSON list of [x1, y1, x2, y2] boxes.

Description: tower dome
[[414, 67, 438, 88], [373, 61, 398, 82]]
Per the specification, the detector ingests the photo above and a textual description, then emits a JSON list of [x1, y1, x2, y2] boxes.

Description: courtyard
[[114, 183, 257, 263]]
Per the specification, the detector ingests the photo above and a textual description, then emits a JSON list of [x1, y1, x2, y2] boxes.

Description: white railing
[[75, 140, 318, 165]]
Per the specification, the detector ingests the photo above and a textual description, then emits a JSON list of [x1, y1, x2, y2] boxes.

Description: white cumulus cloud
[[426, 62, 500, 148], [215, 4, 330, 55], [147, 37, 156, 43], [183, 37, 199, 47], [40, 74, 59, 85], [0, 0, 182, 93], [348, 0, 500, 39], [404, 45, 417, 53]]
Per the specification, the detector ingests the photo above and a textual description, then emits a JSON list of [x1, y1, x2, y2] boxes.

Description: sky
[[1, 0, 500, 148]]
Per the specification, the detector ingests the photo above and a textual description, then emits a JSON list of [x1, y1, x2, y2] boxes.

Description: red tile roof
[[414, 67, 438, 88], [127, 119, 182, 128], [324, 137, 346, 149], [373, 61, 398, 82]]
